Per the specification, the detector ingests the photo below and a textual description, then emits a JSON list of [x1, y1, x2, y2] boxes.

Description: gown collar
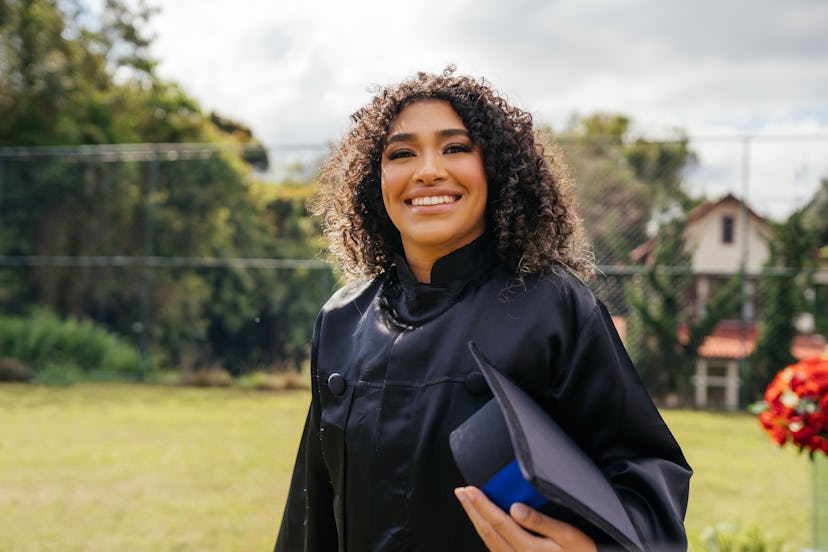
[[383, 235, 496, 325]]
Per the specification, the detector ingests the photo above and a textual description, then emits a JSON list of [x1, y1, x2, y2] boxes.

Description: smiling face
[[380, 99, 488, 276]]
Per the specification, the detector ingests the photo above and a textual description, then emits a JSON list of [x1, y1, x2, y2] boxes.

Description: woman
[[275, 67, 692, 551]]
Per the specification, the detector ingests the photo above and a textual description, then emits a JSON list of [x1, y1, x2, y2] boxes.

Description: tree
[[802, 178, 828, 249], [749, 208, 820, 401], [0, 0, 334, 376], [802, 178, 828, 338], [545, 114, 696, 268]]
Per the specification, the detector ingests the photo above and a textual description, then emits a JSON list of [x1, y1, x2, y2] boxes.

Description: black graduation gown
[[275, 237, 692, 551]]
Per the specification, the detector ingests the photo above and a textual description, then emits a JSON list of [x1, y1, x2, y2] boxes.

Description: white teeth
[[410, 195, 457, 206]]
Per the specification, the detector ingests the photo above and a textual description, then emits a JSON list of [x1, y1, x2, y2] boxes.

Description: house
[[632, 193, 826, 409]]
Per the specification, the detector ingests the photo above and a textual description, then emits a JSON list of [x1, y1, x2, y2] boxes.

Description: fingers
[[510, 503, 597, 552], [455, 486, 598, 552], [455, 487, 516, 551]]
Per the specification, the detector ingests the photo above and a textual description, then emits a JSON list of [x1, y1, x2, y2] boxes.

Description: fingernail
[[511, 502, 528, 521], [454, 488, 468, 503]]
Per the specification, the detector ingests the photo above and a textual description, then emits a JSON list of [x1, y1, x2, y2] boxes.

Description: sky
[[145, 0, 828, 219]]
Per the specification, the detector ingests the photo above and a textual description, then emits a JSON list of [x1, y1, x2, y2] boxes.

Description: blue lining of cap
[[480, 459, 548, 512]]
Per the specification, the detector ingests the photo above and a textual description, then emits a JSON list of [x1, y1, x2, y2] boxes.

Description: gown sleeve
[[274, 317, 337, 552], [547, 298, 692, 550]]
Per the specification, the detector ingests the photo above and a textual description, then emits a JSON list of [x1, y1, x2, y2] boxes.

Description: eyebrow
[[385, 128, 471, 145]]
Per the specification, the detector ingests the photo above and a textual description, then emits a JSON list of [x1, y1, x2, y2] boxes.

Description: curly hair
[[310, 66, 594, 281]]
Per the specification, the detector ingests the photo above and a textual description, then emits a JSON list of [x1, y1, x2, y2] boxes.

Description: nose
[[413, 151, 447, 185]]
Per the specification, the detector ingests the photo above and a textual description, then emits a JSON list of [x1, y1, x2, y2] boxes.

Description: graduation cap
[[450, 341, 645, 551]]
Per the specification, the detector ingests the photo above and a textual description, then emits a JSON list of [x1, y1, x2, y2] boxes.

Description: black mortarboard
[[450, 342, 645, 551]]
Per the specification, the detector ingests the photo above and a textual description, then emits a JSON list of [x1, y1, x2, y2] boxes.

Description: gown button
[[328, 373, 346, 396], [464, 372, 488, 396]]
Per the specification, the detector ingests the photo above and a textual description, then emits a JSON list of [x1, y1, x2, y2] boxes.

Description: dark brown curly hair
[[310, 66, 594, 281]]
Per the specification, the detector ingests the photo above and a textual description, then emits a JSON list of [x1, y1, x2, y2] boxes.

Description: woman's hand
[[455, 486, 597, 552]]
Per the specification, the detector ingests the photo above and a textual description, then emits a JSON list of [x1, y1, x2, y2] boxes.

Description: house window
[[722, 215, 734, 244]]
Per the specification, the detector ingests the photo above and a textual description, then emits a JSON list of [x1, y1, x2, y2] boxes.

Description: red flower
[[756, 356, 828, 458]]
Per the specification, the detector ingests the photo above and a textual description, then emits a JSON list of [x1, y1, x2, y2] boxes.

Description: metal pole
[[0, 156, 4, 230], [738, 136, 751, 406], [140, 146, 159, 366]]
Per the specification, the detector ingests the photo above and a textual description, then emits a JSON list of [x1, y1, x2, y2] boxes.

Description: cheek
[[460, 154, 488, 194], [379, 175, 395, 215], [460, 163, 488, 200], [380, 166, 406, 198]]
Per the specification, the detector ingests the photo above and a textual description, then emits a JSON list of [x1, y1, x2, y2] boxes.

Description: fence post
[[0, 155, 4, 230], [738, 135, 752, 407], [140, 146, 159, 365]]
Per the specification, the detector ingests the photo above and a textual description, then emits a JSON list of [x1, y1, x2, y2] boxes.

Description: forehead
[[387, 99, 466, 136]]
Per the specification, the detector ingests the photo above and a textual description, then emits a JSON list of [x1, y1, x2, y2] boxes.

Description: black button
[[328, 373, 346, 396], [464, 372, 488, 396]]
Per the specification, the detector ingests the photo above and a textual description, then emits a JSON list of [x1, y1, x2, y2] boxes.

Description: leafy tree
[[624, 133, 697, 214], [209, 113, 269, 170], [201, 180, 331, 374], [802, 178, 828, 249], [545, 114, 696, 268], [0, 0, 335, 376], [749, 208, 820, 401], [806, 181, 828, 340]]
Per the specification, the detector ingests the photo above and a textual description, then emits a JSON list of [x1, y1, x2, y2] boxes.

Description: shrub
[[236, 370, 307, 391], [0, 357, 35, 382], [145, 370, 183, 386], [179, 368, 233, 387], [0, 309, 153, 383], [699, 522, 788, 552]]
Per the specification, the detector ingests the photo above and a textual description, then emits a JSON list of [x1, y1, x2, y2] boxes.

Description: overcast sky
[[146, 0, 828, 219]]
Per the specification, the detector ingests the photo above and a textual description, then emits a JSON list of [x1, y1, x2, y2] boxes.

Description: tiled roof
[[677, 320, 826, 360], [791, 333, 828, 359]]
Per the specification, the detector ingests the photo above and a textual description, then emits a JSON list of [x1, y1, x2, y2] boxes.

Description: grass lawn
[[0, 384, 814, 551], [662, 410, 811, 551]]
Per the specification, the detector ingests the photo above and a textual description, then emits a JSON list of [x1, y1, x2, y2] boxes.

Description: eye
[[387, 148, 415, 160], [443, 143, 473, 155]]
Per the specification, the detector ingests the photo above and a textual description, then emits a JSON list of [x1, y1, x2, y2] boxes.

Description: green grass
[[0, 384, 307, 551], [0, 384, 816, 551], [663, 410, 811, 551]]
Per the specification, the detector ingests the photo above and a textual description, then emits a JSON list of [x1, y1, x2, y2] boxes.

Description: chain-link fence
[[1, 135, 826, 407]]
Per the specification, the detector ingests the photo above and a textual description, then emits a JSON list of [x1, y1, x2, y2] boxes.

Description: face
[[380, 99, 488, 263]]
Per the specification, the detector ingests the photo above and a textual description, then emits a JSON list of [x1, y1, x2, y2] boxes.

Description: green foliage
[[699, 523, 787, 552], [209, 112, 269, 170], [0, 152, 328, 375], [235, 370, 307, 391], [201, 184, 331, 375], [0, 0, 268, 152], [0, 357, 35, 381], [749, 210, 819, 401], [546, 114, 696, 270], [802, 178, 828, 247], [0, 309, 153, 381], [0, 0, 333, 375], [178, 367, 234, 387], [801, 178, 828, 337]]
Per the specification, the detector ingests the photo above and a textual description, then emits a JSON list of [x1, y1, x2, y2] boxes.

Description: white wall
[[684, 201, 770, 275]]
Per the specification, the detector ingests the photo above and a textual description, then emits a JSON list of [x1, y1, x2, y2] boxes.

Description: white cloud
[[146, 0, 828, 217]]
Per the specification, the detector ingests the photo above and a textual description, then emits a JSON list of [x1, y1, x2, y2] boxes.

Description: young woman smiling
[[380, 99, 488, 283], [275, 68, 692, 552]]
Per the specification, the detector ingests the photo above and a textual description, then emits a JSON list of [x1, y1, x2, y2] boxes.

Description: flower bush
[[755, 356, 828, 457]]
